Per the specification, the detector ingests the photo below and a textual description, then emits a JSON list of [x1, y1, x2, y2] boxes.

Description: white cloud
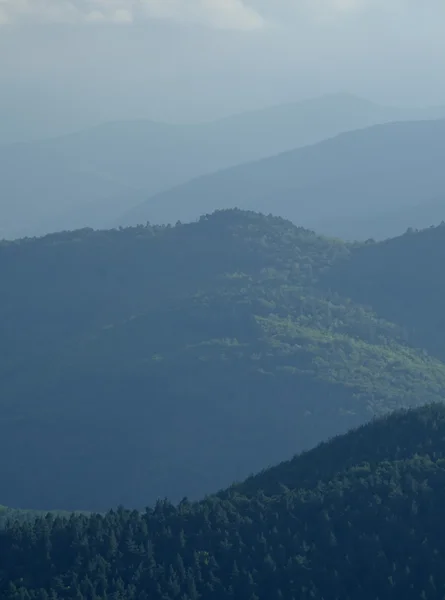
[[2, 0, 445, 30], [0, 0, 80, 24], [0, 7, 10, 24], [141, 0, 265, 30], [4, 0, 441, 31], [0, 0, 265, 29]]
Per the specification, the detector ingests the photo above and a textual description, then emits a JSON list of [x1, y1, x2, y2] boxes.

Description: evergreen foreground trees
[[3, 404, 445, 599]]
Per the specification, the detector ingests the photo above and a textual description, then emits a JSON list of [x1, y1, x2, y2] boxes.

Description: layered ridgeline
[[2, 210, 445, 511], [2, 94, 445, 240], [121, 119, 445, 241], [1, 92, 417, 240], [3, 404, 445, 599]]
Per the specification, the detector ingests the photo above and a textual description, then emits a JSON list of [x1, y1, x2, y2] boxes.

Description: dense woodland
[[3, 405, 445, 599], [323, 223, 445, 359], [1, 209, 445, 510]]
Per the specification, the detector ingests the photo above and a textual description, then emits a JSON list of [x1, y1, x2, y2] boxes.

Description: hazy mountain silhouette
[[121, 119, 445, 240], [2, 93, 445, 240]]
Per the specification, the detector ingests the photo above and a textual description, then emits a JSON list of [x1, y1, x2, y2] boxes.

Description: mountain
[[3, 404, 445, 599], [0, 141, 135, 241], [322, 222, 445, 360], [2, 93, 445, 239], [319, 194, 445, 243], [0, 505, 86, 529], [121, 119, 445, 241], [2, 209, 445, 511]]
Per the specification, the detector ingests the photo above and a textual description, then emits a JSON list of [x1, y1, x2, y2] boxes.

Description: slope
[[321, 222, 445, 360], [0, 142, 135, 240], [121, 119, 445, 241], [3, 404, 445, 599], [2, 93, 445, 239], [1, 210, 445, 511], [319, 194, 445, 243], [0, 505, 87, 529]]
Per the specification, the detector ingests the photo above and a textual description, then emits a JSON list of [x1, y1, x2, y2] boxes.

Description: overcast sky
[[1, 0, 445, 140]]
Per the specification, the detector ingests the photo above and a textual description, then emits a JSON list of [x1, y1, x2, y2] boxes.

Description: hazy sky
[[1, 0, 445, 139]]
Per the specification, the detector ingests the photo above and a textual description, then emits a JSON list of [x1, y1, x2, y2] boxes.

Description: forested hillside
[[0, 506, 86, 529], [1, 210, 445, 511], [3, 404, 445, 599], [323, 222, 445, 359]]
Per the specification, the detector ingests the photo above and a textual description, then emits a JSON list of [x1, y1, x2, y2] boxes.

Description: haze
[[5, 7, 445, 596], [1, 0, 445, 141]]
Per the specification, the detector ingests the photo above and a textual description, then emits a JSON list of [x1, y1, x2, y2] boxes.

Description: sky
[[0, 0, 445, 140]]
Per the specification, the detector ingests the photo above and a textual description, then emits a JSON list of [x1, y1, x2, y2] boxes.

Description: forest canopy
[[3, 404, 445, 599], [1, 210, 445, 510]]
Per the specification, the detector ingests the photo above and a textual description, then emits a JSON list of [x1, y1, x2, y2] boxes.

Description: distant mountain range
[[122, 118, 445, 241], [2, 209, 445, 511], [2, 93, 445, 240]]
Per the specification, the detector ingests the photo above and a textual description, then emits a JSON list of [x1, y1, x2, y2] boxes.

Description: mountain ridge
[[2, 93, 445, 240], [3, 404, 445, 599], [119, 119, 445, 241], [1, 210, 445, 511]]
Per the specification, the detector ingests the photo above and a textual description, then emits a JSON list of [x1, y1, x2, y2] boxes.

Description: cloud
[[0, 0, 265, 30], [0, 0, 81, 24], [0, 7, 10, 24], [5, 0, 441, 31], [142, 0, 265, 30]]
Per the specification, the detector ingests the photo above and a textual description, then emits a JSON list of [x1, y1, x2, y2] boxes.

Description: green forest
[[2, 11, 445, 597], [3, 404, 445, 599], [1, 210, 445, 510]]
